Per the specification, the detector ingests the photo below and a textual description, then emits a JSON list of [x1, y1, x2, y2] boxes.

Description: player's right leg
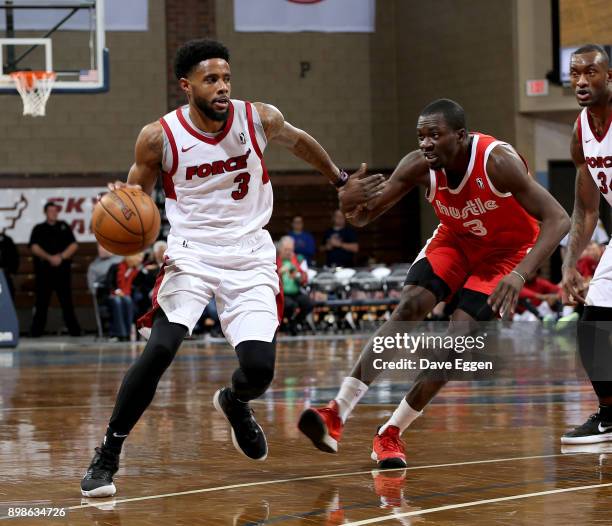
[[298, 257, 453, 453], [562, 305, 612, 444], [562, 248, 612, 444], [81, 246, 212, 497], [371, 297, 490, 468], [80, 309, 187, 497]]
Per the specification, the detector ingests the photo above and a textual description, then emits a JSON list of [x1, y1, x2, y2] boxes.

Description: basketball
[[91, 188, 161, 256]]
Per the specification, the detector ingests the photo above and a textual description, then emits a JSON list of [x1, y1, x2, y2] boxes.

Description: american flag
[[79, 69, 99, 82]]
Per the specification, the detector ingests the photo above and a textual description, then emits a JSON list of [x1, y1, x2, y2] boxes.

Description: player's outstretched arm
[[340, 150, 430, 227], [109, 122, 163, 195], [253, 102, 385, 194], [561, 122, 600, 304], [486, 144, 570, 316]]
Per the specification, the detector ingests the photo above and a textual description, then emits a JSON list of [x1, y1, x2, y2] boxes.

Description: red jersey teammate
[[80, 39, 384, 497], [299, 99, 569, 467]]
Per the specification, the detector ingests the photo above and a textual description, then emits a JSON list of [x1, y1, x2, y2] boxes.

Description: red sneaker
[[298, 400, 343, 453], [371, 426, 407, 468]]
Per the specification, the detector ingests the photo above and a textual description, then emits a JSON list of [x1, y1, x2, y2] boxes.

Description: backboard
[[0, 0, 108, 93]]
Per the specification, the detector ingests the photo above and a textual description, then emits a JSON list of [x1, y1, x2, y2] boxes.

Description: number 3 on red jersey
[[463, 219, 488, 236], [232, 172, 251, 200]]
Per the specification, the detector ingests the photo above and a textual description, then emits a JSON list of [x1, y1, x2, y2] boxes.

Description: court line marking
[[65, 452, 592, 512], [0, 399, 592, 412], [341, 482, 612, 525]]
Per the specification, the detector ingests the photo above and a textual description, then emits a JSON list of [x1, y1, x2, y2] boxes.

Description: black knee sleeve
[[232, 340, 276, 402], [578, 306, 612, 398], [109, 309, 187, 434]]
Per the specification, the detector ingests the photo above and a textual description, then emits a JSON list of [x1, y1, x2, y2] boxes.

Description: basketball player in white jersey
[[561, 44, 612, 444], [81, 39, 385, 497]]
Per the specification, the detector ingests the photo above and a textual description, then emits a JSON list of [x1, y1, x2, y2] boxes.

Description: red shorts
[[415, 227, 532, 297]]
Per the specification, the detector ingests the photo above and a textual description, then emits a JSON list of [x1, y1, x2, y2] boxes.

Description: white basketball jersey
[[159, 99, 273, 245], [579, 108, 612, 207]]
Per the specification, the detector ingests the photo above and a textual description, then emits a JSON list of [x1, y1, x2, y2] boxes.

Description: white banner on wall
[[0, 0, 148, 31], [0, 187, 106, 244], [234, 0, 376, 33]]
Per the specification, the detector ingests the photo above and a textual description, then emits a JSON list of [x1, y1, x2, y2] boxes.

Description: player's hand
[[488, 272, 525, 319], [338, 163, 385, 213], [107, 180, 142, 192], [561, 267, 587, 305]]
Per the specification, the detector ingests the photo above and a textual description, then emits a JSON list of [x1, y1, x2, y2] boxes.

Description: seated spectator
[[517, 270, 562, 319], [87, 244, 122, 293], [576, 241, 602, 280], [205, 298, 222, 337], [288, 215, 316, 265], [277, 236, 312, 335], [193, 298, 222, 337], [151, 240, 167, 267], [560, 218, 609, 260], [106, 252, 145, 341], [0, 231, 19, 300], [135, 240, 168, 318], [322, 210, 359, 267]]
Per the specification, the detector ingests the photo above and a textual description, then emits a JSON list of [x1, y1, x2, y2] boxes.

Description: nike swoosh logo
[[598, 423, 612, 433], [113, 432, 128, 438], [585, 138, 594, 143], [181, 144, 198, 152]]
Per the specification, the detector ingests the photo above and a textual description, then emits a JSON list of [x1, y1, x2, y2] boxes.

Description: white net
[[10, 71, 56, 117]]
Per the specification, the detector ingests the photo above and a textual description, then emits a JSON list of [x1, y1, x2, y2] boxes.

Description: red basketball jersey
[[425, 132, 539, 250]]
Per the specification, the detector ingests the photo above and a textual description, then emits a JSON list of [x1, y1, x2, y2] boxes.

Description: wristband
[[511, 270, 526, 284], [333, 169, 349, 188]]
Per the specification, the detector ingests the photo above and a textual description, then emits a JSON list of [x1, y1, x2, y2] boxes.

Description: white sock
[[379, 399, 423, 435], [334, 376, 368, 423]]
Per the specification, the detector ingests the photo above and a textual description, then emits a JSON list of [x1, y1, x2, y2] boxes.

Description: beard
[[194, 95, 229, 122]]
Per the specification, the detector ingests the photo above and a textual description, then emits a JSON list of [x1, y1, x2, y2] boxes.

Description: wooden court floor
[[1, 330, 611, 525]]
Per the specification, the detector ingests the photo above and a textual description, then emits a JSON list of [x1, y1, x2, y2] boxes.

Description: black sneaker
[[561, 413, 612, 444], [80, 445, 120, 497], [213, 387, 268, 461]]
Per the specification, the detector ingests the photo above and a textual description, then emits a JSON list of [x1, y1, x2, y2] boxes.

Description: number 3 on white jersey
[[463, 219, 488, 236]]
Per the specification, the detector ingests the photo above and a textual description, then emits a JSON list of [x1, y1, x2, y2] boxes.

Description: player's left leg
[[372, 289, 493, 468], [213, 338, 276, 460], [213, 231, 281, 461]]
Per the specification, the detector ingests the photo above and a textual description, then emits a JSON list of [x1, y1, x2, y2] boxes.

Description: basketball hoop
[[10, 71, 56, 117]]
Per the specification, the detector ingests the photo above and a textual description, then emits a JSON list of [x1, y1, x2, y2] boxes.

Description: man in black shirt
[[322, 209, 359, 267], [0, 232, 19, 299], [29, 202, 81, 336]]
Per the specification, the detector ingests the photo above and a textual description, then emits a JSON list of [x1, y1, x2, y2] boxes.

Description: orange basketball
[[92, 188, 161, 256]]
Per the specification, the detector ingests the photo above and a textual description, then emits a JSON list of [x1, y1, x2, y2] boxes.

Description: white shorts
[[586, 245, 612, 308], [138, 230, 281, 347]]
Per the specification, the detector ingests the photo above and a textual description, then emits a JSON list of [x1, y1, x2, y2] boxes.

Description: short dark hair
[[44, 201, 59, 212], [174, 39, 230, 79], [572, 44, 610, 67], [419, 98, 466, 131]]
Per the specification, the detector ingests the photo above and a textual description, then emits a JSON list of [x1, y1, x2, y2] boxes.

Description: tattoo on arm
[[564, 172, 597, 269]]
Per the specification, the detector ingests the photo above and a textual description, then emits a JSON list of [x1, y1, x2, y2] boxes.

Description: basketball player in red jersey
[[299, 98, 570, 468], [80, 39, 385, 497], [561, 45, 612, 444]]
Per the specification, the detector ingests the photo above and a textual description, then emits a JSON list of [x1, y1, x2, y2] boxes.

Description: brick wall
[[165, 0, 217, 111]]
